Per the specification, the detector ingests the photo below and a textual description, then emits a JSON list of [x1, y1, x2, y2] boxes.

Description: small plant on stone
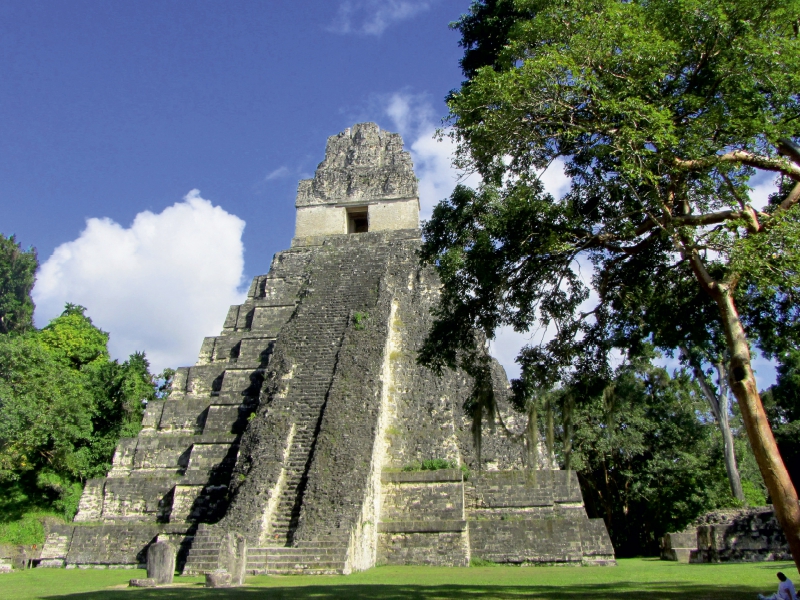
[[470, 557, 499, 567], [421, 458, 455, 471], [353, 311, 368, 330], [401, 458, 458, 472]]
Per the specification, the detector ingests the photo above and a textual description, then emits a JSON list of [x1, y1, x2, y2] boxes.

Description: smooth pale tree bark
[[687, 252, 800, 571], [680, 347, 745, 502]]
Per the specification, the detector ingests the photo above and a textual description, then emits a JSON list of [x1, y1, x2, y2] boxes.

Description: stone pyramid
[[41, 123, 614, 574]]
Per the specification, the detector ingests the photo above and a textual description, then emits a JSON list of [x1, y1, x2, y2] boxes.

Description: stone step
[[266, 561, 345, 570], [265, 567, 344, 575]]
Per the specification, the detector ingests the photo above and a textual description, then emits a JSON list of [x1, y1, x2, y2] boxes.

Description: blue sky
[[0, 0, 778, 388], [2, 0, 482, 371], [2, 0, 466, 265]]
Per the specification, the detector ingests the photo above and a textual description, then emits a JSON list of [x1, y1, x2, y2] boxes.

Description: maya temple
[[39, 123, 615, 575]]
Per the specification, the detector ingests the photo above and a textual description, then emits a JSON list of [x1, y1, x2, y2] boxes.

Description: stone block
[[129, 578, 157, 587], [147, 541, 175, 584], [223, 306, 240, 330], [202, 405, 243, 434], [132, 435, 194, 471], [158, 398, 210, 433], [378, 532, 469, 567], [196, 337, 216, 365], [186, 443, 236, 475], [219, 369, 263, 396], [219, 532, 247, 586], [40, 524, 74, 562], [102, 478, 175, 519], [237, 337, 275, 364], [169, 368, 190, 397], [169, 485, 204, 522], [66, 524, 162, 566], [250, 306, 296, 335], [74, 479, 105, 521], [141, 402, 165, 431], [186, 365, 226, 395], [206, 570, 232, 587]]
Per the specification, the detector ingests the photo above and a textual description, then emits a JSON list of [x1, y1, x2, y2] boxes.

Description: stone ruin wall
[[662, 507, 791, 563]]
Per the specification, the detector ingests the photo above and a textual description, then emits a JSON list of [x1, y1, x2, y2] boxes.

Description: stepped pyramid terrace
[[40, 123, 615, 575]]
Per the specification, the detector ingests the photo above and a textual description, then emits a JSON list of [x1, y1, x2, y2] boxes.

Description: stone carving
[[205, 570, 232, 588], [146, 541, 175, 584], [295, 123, 417, 207], [42, 124, 615, 575]]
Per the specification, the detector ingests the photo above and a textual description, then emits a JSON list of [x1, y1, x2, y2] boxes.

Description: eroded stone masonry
[[41, 123, 615, 574]]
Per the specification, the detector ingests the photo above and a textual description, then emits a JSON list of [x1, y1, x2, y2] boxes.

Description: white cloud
[[329, 0, 435, 36], [749, 170, 779, 210], [33, 190, 247, 373], [539, 157, 571, 199], [381, 92, 480, 221], [264, 166, 290, 181]]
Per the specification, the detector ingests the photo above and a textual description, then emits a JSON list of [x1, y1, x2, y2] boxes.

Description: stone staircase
[[247, 544, 347, 575], [182, 525, 222, 575]]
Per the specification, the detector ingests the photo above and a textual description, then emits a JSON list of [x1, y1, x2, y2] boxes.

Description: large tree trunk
[[682, 348, 745, 502], [715, 288, 800, 572], [717, 386, 745, 502]]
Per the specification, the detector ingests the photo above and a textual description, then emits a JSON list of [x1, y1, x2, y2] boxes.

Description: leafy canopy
[[565, 356, 753, 556], [423, 0, 800, 390], [0, 234, 37, 335], [0, 305, 156, 522]]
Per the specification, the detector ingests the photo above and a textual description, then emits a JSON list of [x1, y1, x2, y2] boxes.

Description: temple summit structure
[[40, 123, 615, 575]]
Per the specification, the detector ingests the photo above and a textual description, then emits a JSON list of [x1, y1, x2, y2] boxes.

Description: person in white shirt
[[758, 572, 798, 600]]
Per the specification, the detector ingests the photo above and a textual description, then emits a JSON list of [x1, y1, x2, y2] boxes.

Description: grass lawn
[[1, 558, 792, 600]]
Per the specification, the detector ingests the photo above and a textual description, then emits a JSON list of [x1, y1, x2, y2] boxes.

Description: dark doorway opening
[[347, 208, 369, 233]]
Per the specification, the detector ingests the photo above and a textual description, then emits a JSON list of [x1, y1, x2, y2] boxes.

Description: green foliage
[[762, 351, 800, 492], [741, 479, 767, 508], [353, 311, 369, 330], [401, 459, 458, 472], [0, 234, 38, 335], [469, 557, 500, 567], [39, 304, 109, 368], [563, 358, 750, 556], [424, 0, 800, 388], [0, 304, 157, 525], [0, 512, 49, 546]]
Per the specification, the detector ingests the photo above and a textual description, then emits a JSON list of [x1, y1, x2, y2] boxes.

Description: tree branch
[[674, 151, 800, 181]]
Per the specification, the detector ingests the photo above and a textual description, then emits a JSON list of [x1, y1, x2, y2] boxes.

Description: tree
[[565, 356, 734, 556], [0, 305, 153, 521], [422, 0, 800, 569], [0, 234, 37, 335]]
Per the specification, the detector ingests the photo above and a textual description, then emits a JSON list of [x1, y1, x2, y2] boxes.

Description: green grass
[[2, 559, 794, 600]]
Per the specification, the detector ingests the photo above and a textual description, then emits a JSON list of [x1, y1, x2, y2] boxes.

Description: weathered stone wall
[[662, 507, 791, 563], [466, 471, 615, 566], [377, 470, 469, 566]]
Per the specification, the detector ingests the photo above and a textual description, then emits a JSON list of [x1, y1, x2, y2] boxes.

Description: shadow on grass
[[42, 581, 763, 600]]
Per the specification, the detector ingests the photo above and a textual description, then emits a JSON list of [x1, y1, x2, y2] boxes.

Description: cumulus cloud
[[34, 190, 247, 373], [328, 0, 435, 36]]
